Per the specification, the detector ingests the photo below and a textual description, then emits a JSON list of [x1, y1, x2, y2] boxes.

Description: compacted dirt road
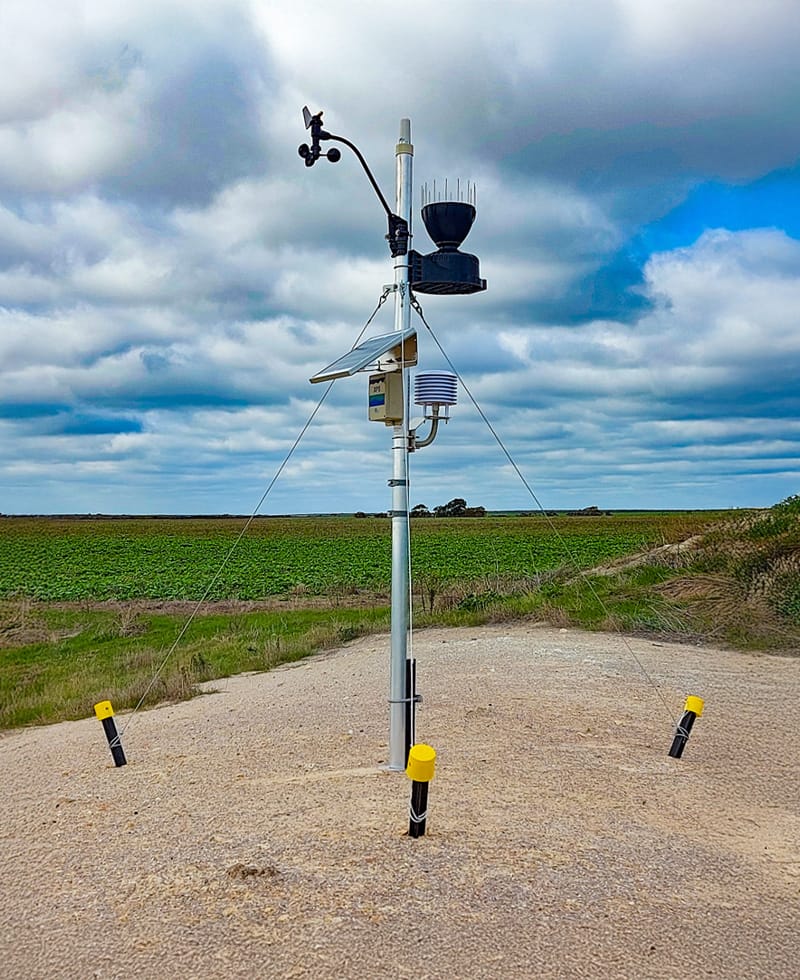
[[1, 624, 798, 979]]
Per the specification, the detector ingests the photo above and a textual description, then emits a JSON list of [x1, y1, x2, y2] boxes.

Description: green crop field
[[0, 513, 720, 603], [1, 509, 748, 729]]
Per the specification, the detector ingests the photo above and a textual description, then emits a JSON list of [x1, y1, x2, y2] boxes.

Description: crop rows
[[0, 514, 710, 603]]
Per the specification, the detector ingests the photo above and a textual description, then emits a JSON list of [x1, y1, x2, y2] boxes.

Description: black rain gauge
[[409, 182, 486, 295]]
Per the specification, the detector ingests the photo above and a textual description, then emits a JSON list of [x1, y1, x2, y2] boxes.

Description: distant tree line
[[354, 501, 613, 518], [353, 498, 486, 518], [412, 498, 486, 518]]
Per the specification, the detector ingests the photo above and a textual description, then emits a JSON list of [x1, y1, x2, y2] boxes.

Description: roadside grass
[[2, 501, 797, 730], [0, 604, 388, 729], [459, 496, 800, 652], [407, 564, 695, 636]]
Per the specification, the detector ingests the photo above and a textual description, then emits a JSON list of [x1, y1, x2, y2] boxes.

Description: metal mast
[[388, 119, 413, 770], [301, 107, 485, 772]]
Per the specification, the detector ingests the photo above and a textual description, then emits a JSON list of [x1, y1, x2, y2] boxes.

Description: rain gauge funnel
[[421, 202, 475, 250], [409, 197, 486, 295]]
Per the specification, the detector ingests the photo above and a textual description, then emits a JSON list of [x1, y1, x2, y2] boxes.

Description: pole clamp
[[388, 479, 408, 486], [388, 509, 408, 517]]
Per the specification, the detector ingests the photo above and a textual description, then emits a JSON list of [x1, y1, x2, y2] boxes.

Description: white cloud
[[0, 90, 143, 193], [644, 229, 800, 369]]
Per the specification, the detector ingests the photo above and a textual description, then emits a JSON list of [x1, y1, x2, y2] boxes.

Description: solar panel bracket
[[309, 328, 418, 383]]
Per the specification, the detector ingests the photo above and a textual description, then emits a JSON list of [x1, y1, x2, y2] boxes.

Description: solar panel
[[309, 328, 417, 383]]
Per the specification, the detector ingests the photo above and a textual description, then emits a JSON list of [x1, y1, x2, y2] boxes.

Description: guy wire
[[409, 292, 679, 727], [118, 288, 393, 739]]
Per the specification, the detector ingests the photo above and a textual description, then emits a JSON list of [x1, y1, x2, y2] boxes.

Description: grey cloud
[[267, 0, 800, 243], [0, 2, 274, 202], [105, 51, 272, 206]]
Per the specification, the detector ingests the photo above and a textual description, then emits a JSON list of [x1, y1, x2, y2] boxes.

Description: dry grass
[[0, 599, 80, 648], [577, 497, 800, 651]]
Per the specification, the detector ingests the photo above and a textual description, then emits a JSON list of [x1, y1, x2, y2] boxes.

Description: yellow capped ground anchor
[[94, 700, 114, 720], [94, 700, 127, 768], [668, 695, 705, 760], [406, 743, 436, 782], [407, 743, 436, 838], [684, 695, 704, 717]]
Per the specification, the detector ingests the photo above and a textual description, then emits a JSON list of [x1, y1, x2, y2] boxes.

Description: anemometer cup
[[298, 142, 340, 166]]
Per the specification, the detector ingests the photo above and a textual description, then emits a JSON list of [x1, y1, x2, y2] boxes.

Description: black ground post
[[409, 779, 428, 837], [404, 658, 418, 768], [94, 700, 127, 767], [406, 743, 436, 837], [668, 695, 704, 759]]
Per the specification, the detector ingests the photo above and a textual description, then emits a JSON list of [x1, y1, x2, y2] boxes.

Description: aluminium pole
[[388, 118, 413, 770]]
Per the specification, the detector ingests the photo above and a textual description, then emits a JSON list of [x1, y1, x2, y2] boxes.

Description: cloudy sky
[[2, 0, 799, 515]]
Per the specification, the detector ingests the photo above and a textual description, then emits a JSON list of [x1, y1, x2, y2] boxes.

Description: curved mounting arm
[[409, 406, 442, 452], [324, 130, 393, 217], [298, 107, 410, 257]]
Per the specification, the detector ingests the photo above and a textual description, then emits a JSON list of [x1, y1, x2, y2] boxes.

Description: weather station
[[300, 107, 486, 771]]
